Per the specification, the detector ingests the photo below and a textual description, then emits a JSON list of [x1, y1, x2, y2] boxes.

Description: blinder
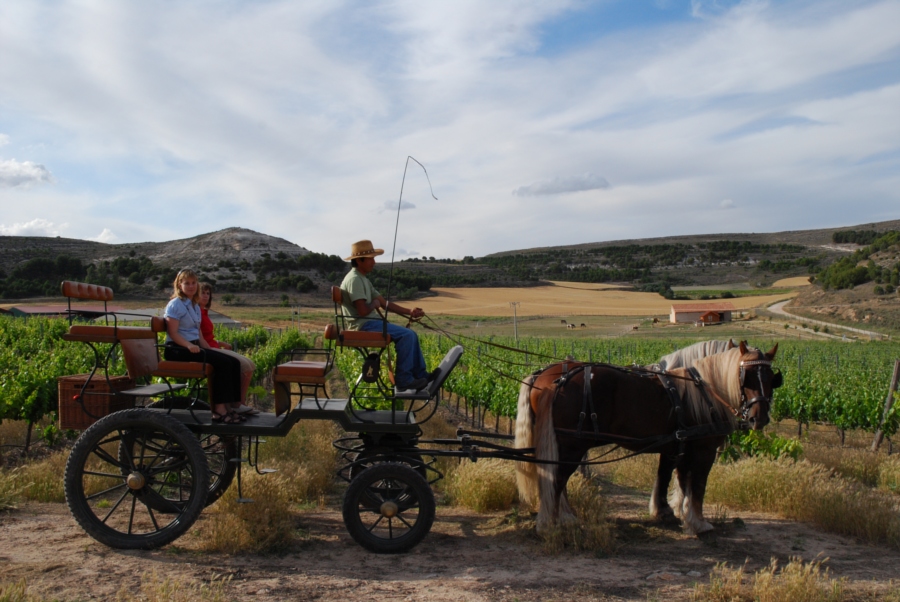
[[738, 358, 778, 421]]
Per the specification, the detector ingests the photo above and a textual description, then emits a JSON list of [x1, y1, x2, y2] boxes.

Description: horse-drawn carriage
[[57, 281, 781, 554]]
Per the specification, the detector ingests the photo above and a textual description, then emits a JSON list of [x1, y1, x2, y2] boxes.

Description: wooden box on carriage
[[58, 374, 135, 430]]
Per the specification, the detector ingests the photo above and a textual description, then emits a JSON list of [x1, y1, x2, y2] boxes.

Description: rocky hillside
[[0, 228, 308, 276]]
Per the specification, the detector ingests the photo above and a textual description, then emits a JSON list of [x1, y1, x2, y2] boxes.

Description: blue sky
[[1, 0, 898, 259]]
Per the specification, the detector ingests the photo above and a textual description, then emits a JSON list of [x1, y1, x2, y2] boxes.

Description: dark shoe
[[397, 377, 428, 391], [426, 368, 441, 382]]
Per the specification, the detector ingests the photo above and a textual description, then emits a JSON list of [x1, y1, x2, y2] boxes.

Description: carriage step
[[257, 468, 277, 474], [236, 498, 254, 504]]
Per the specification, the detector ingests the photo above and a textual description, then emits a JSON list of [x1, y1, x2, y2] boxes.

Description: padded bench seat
[[274, 361, 330, 381], [323, 325, 391, 348], [63, 325, 157, 344]]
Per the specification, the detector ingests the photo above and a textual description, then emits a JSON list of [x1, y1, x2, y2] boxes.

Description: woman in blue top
[[164, 268, 245, 423]]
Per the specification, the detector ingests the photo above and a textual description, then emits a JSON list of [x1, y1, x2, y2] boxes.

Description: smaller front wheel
[[342, 462, 435, 554]]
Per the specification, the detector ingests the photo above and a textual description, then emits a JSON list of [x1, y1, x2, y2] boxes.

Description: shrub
[[445, 458, 518, 512], [200, 475, 297, 554], [706, 457, 900, 547], [691, 557, 844, 602], [540, 473, 616, 555]]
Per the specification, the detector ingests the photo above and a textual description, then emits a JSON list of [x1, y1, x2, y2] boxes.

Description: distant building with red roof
[[669, 302, 736, 324]]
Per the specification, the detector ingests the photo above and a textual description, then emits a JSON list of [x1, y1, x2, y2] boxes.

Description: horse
[[515, 341, 779, 536]]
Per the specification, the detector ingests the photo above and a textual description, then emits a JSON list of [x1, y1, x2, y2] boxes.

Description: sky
[[1, 0, 899, 260]]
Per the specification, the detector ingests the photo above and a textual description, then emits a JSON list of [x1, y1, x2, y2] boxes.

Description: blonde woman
[[199, 282, 258, 415], [163, 269, 245, 423]]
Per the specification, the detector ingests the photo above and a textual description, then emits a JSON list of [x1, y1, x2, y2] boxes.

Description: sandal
[[226, 411, 247, 423], [211, 409, 245, 424]]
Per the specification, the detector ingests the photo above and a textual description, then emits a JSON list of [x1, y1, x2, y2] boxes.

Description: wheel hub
[[380, 501, 399, 518], [126, 472, 146, 490]]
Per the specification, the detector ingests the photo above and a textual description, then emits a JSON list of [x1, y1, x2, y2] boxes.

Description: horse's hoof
[[656, 512, 680, 526]]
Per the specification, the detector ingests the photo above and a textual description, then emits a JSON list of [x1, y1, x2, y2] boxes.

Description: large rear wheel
[[144, 400, 238, 506], [65, 409, 209, 549], [342, 462, 435, 554]]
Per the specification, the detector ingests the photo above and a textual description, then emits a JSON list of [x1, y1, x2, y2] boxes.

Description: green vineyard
[[337, 331, 900, 437], [0, 315, 311, 428], [3, 314, 898, 438]]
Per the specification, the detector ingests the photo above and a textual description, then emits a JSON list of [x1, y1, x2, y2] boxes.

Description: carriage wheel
[[342, 462, 435, 554], [140, 401, 237, 508], [65, 409, 209, 549]]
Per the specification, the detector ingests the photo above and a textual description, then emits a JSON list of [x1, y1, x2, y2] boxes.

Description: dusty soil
[[2, 480, 899, 601]]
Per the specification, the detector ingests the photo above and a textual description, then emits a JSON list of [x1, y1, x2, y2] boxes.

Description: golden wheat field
[[413, 281, 798, 317]]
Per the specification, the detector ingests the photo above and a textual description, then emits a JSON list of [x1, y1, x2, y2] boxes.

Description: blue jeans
[[358, 319, 427, 387]]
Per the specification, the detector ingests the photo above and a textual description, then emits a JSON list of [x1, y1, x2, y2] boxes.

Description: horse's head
[[736, 341, 780, 430]]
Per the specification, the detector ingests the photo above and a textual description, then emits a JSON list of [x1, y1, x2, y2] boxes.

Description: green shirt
[[340, 267, 380, 330]]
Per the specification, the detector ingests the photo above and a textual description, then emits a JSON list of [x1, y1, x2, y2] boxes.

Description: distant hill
[[2, 221, 900, 316], [0, 228, 344, 300], [0, 227, 309, 276]]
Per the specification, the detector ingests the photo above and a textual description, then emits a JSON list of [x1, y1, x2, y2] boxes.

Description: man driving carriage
[[340, 240, 435, 391]]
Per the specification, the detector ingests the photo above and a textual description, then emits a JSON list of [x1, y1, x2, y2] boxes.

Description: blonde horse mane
[[667, 346, 748, 428]]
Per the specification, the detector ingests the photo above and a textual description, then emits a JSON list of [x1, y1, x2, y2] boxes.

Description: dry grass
[[706, 457, 900, 548], [13, 451, 67, 503], [256, 419, 341, 503], [0, 468, 25, 511], [445, 458, 518, 512], [592, 452, 659, 491], [691, 558, 845, 602], [802, 444, 884, 486], [116, 571, 229, 602], [0, 580, 37, 602], [199, 473, 299, 554], [879, 456, 900, 494], [541, 473, 616, 555], [199, 419, 339, 553], [0, 572, 229, 602]]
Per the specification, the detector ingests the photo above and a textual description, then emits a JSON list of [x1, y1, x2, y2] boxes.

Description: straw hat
[[345, 240, 385, 261]]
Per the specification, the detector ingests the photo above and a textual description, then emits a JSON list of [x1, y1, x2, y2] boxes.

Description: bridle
[[737, 357, 782, 421]]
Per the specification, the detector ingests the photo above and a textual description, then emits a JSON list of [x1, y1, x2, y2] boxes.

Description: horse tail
[[515, 374, 539, 508], [533, 386, 560, 536]]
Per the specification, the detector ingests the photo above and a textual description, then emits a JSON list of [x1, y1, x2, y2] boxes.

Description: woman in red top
[[199, 283, 258, 414]]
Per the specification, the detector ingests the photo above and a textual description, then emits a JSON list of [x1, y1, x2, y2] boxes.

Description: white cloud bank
[[512, 173, 611, 197], [0, 218, 67, 237], [0, 159, 53, 188]]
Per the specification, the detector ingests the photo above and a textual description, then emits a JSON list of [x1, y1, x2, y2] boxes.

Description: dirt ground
[[2, 479, 899, 601]]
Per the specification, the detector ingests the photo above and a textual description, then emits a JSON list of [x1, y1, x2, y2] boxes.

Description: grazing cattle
[[560, 319, 568, 325], [632, 325, 639, 330], [566, 323, 576, 329], [580, 323, 586, 328], [653, 317, 659, 324]]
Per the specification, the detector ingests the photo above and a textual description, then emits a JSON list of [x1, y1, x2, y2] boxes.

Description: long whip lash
[[386, 156, 437, 304]]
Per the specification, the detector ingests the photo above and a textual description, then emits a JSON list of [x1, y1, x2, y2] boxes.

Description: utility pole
[[509, 302, 520, 344]]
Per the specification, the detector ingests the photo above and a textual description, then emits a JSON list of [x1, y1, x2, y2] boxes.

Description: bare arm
[[377, 295, 424, 320], [352, 296, 384, 318]]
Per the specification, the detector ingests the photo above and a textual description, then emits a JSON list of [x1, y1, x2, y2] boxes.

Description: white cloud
[[0, 1, 897, 257], [513, 173, 610, 197], [720, 198, 735, 209], [90, 228, 118, 243], [0, 159, 53, 187], [0, 218, 67, 237]]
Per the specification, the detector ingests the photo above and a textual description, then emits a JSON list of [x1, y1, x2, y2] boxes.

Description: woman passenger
[[164, 269, 245, 423], [199, 282, 258, 415]]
